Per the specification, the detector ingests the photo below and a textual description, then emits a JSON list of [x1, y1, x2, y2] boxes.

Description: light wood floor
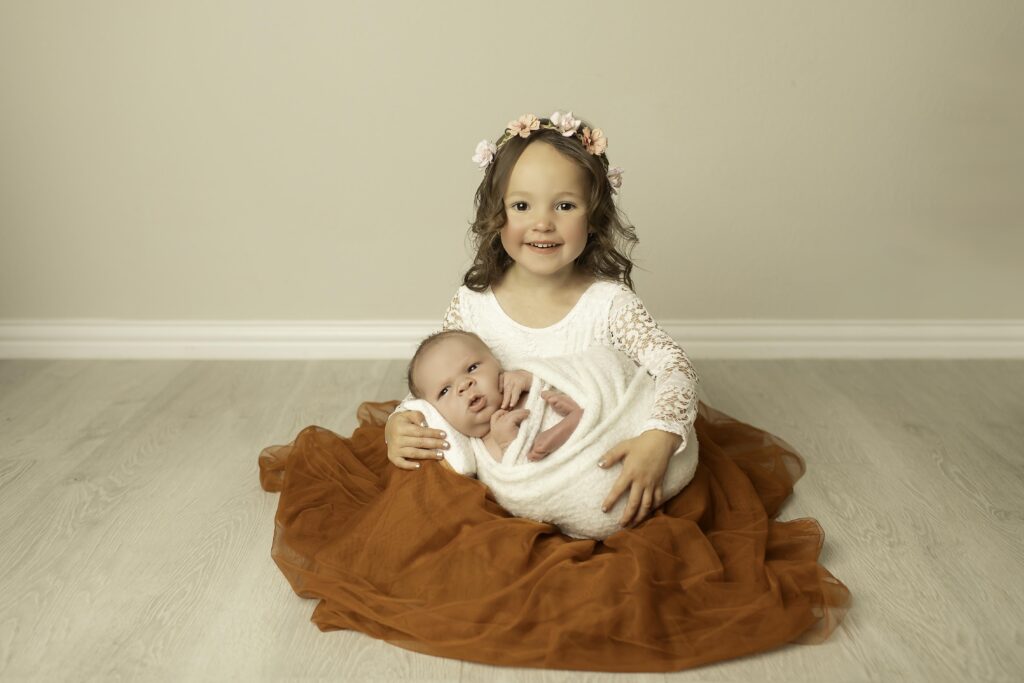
[[0, 359, 1022, 682]]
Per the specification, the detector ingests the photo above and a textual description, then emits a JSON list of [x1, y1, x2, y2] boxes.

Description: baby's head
[[407, 330, 503, 438], [463, 112, 638, 292]]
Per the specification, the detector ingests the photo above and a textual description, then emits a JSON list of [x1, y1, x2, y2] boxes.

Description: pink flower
[[550, 110, 581, 136], [506, 113, 541, 138], [607, 166, 624, 194], [582, 126, 608, 155], [471, 139, 497, 169]]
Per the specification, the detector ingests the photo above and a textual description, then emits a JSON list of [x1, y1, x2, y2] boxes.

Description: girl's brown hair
[[462, 116, 639, 292]]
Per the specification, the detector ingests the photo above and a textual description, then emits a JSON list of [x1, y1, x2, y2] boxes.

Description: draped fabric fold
[[258, 400, 850, 672]]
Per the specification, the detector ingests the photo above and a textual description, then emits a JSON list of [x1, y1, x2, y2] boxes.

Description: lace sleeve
[[441, 289, 465, 332], [387, 289, 464, 432], [607, 288, 700, 445]]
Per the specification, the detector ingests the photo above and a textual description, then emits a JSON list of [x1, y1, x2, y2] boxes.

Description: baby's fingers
[[507, 408, 530, 426]]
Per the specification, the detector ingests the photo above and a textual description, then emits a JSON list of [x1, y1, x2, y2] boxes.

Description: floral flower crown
[[471, 111, 624, 195]]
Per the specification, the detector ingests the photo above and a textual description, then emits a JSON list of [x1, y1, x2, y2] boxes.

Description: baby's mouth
[[469, 395, 486, 412]]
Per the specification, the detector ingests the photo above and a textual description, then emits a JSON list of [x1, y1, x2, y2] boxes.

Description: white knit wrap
[[406, 345, 698, 540]]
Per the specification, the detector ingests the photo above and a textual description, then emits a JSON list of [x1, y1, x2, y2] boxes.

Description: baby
[[407, 330, 583, 463], [405, 329, 699, 540]]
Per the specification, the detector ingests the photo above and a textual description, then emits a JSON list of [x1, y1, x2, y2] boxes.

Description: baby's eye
[[438, 386, 448, 398], [468, 363, 479, 372]]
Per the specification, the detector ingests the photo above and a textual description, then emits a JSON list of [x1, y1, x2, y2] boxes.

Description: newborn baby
[[407, 330, 583, 463], [403, 329, 699, 540]]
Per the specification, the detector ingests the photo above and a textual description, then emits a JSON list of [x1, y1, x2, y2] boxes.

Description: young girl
[[385, 111, 699, 528], [258, 111, 850, 673]]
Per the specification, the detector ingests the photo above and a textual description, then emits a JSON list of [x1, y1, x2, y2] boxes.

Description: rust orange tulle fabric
[[258, 400, 850, 672]]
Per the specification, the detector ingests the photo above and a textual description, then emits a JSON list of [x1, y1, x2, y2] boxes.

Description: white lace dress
[[391, 278, 700, 448]]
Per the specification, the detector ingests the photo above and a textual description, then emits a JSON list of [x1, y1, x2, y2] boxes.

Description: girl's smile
[[526, 242, 563, 253]]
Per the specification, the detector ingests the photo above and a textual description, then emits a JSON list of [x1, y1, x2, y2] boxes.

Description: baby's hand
[[498, 370, 533, 409], [489, 408, 530, 451]]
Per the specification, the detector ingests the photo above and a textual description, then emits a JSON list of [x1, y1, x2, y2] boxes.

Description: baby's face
[[413, 335, 502, 438]]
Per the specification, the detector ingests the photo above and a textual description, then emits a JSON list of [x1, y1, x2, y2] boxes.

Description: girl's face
[[500, 142, 590, 280]]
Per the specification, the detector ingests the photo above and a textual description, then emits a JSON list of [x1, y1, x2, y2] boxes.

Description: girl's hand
[[498, 370, 533, 409], [385, 410, 449, 471], [599, 429, 683, 527]]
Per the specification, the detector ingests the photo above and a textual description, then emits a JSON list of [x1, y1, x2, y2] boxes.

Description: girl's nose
[[536, 209, 555, 229]]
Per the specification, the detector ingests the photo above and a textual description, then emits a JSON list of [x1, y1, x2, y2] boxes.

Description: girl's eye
[[557, 202, 575, 211], [510, 201, 527, 211]]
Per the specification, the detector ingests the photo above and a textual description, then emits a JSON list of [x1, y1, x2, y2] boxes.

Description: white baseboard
[[0, 319, 1022, 359]]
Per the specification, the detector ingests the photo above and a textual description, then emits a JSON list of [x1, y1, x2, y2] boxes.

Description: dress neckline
[[485, 279, 600, 332]]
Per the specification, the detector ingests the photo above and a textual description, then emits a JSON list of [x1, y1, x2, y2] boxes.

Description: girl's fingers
[[602, 472, 630, 512], [412, 436, 448, 450], [597, 445, 628, 469], [619, 483, 643, 526], [419, 425, 446, 439], [391, 455, 423, 471], [632, 488, 654, 526], [403, 411, 427, 426], [399, 423, 446, 443], [397, 431, 446, 450], [401, 446, 445, 461], [402, 412, 446, 441]]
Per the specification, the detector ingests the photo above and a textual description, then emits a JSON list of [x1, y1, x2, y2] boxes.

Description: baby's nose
[[458, 377, 475, 393]]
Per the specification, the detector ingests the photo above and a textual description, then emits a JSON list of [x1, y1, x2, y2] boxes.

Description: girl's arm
[[385, 290, 465, 467], [607, 287, 699, 446], [597, 287, 700, 525]]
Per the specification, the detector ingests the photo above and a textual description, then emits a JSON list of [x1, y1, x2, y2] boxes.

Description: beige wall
[[1, 1, 1022, 322]]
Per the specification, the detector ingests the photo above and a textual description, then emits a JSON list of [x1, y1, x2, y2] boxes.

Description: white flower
[[472, 139, 497, 169], [550, 110, 581, 136], [607, 166, 624, 194]]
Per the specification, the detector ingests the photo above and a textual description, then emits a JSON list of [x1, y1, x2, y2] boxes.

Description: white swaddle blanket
[[403, 345, 699, 540]]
